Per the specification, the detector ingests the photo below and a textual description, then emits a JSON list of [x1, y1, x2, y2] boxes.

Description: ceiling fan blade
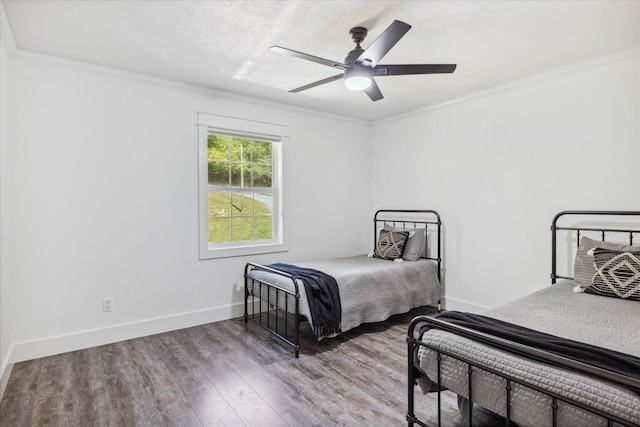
[[270, 46, 349, 70], [289, 73, 345, 93], [374, 64, 457, 76], [364, 79, 384, 102], [356, 20, 411, 67]]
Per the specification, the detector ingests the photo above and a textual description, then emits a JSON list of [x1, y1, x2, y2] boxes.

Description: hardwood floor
[[0, 307, 502, 426]]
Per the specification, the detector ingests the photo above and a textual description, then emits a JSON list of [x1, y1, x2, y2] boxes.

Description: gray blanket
[[249, 255, 441, 339]]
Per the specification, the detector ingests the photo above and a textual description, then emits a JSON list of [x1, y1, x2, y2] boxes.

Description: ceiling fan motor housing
[[346, 27, 368, 64], [349, 27, 368, 44]]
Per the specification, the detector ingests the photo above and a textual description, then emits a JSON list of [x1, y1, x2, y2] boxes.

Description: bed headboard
[[373, 209, 442, 282], [551, 210, 640, 283]]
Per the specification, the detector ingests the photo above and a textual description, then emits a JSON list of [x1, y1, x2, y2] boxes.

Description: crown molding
[[376, 46, 640, 125], [0, 1, 17, 54], [0, 19, 369, 127]]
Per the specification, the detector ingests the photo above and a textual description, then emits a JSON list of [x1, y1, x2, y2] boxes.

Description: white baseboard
[[8, 302, 246, 365], [442, 296, 487, 313], [3, 296, 483, 385], [0, 361, 12, 401]]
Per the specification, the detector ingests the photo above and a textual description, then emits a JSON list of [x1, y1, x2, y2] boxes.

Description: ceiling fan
[[270, 20, 456, 102]]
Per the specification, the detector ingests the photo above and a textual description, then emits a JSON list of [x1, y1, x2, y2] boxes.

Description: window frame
[[197, 113, 288, 259]]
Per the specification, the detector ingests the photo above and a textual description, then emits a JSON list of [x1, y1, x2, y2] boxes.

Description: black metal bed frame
[[244, 209, 442, 358], [407, 210, 640, 427]]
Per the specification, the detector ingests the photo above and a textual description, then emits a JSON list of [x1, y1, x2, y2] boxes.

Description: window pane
[[208, 135, 230, 186], [208, 191, 231, 217], [253, 140, 272, 165], [229, 193, 246, 215], [231, 215, 253, 242], [208, 135, 229, 161], [254, 215, 273, 241], [209, 217, 231, 244], [208, 161, 229, 186], [253, 192, 272, 214], [252, 164, 272, 187], [229, 138, 250, 162], [230, 162, 251, 187]]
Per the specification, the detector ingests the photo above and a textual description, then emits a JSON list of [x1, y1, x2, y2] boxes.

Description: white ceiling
[[3, 1, 640, 121]]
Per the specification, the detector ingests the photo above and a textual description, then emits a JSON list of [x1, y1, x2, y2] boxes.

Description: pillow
[[584, 248, 640, 300], [383, 226, 426, 261], [373, 229, 410, 261], [573, 236, 640, 288]]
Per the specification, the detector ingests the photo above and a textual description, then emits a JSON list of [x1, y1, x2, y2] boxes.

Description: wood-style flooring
[[0, 307, 503, 426]]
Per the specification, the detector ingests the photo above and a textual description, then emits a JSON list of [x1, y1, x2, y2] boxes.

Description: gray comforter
[[417, 280, 640, 426], [248, 255, 441, 339]]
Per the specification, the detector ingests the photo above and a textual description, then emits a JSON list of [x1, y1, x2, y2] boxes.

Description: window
[[198, 113, 288, 259]]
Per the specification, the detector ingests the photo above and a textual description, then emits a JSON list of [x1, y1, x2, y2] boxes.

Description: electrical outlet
[[103, 297, 113, 312]]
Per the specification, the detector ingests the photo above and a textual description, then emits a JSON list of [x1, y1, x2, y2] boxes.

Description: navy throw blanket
[[421, 311, 640, 396], [268, 263, 341, 338]]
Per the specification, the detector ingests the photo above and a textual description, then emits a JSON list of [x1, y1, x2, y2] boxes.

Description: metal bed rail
[[244, 262, 301, 357], [551, 210, 640, 283], [407, 316, 640, 427]]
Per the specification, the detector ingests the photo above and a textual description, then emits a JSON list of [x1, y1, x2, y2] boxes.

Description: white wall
[[1, 17, 639, 384], [0, 9, 10, 388], [0, 52, 372, 368], [371, 52, 640, 311]]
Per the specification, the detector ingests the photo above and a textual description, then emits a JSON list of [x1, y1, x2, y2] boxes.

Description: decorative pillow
[[373, 229, 410, 260], [383, 226, 426, 261], [584, 248, 640, 300], [573, 236, 640, 288]]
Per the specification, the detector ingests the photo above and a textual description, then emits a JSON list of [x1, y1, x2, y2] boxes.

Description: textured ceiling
[[3, 0, 640, 121]]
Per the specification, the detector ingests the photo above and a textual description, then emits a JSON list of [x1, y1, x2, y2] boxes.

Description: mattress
[[247, 255, 441, 339], [416, 281, 640, 426]]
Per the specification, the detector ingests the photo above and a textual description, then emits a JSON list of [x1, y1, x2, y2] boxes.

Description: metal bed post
[[294, 292, 300, 358], [244, 270, 250, 323], [407, 334, 417, 427], [435, 213, 442, 311]]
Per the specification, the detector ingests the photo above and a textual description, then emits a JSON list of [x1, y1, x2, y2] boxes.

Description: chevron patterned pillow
[[373, 229, 410, 261], [585, 248, 640, 300]]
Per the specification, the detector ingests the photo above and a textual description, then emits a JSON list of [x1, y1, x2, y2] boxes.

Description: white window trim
[[197, 112, 288, 259]]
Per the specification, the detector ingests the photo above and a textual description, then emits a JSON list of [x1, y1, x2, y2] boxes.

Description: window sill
[[199, 242, 288, 260]]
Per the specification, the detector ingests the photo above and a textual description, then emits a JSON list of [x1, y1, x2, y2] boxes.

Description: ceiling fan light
[[345, 75, 372, 91], [344, 67, 372, 91]]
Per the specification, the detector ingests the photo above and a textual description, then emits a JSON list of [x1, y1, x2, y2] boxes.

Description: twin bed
[[243, 209, 640, 426], [408, 211, 640, 427], [244, 209, 442, 357]]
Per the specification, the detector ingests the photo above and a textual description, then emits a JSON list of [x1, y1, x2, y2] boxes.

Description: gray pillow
[[574, 236, 640, 287], [383, 226, 426, 261], [374, 229, 410, 260]]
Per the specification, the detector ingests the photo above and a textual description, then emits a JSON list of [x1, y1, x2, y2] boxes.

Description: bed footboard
[[244, 262, 302, 357], [406, 316, 640, 427]]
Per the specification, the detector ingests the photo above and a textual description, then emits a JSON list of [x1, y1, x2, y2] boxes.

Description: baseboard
[[9, 302, 246, 365], [441, 296, 487, 313], [0, 361, 12, 401]]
